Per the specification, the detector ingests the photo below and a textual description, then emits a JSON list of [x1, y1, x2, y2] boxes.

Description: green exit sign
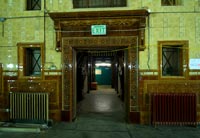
[[91, 25, 106, 35]]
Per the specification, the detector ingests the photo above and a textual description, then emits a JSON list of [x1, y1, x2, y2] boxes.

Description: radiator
[[9, 92, 49, 123], [151, 93, 197, 126]]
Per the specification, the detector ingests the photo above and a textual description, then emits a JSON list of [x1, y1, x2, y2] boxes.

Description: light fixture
[[0, 17, 6, 22], [95, 63, 111, 67]]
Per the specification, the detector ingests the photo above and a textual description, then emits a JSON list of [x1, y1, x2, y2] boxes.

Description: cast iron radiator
[[151, 93, 197, 126], [9, 92, 49, 123]]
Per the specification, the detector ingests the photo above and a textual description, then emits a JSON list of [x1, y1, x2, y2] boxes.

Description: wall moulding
[[61, 35, 139, 121], [62, 36, 138, 48], [49, 9, 149, 52]]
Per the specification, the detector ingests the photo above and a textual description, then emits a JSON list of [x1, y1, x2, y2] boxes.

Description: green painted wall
[[95, 67, 112, 85]]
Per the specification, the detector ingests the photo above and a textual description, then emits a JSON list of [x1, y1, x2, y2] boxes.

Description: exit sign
[[91, 25, 106, 35]]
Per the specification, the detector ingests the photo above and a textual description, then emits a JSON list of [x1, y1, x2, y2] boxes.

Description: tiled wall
[[0, 0, 200, 71]]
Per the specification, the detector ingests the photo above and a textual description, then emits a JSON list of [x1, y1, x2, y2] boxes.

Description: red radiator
[[151, 93, 197, 126]]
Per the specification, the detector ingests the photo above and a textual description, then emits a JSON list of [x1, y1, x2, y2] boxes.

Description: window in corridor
[[25, 48, 41, 76], [27, 0, 41, 10], [73, 0, 126, 8], [161, 0, 183, 6], [17, 43, 44, 79], [162, 46, 183, 76], [158, 41, 188, 79]]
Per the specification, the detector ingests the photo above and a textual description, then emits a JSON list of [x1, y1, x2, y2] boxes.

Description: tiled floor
[[0, 86, 200, 138], [78, 85, 124, 113]]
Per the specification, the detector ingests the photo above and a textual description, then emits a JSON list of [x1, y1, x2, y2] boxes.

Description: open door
[[72, 49, 77, 120]]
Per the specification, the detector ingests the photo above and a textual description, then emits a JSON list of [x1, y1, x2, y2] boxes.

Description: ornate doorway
[[49, 10, 149, 122], [62, 36, 139, 121]]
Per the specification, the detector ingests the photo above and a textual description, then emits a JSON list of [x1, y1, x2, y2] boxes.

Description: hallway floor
[[77, 85, 125, 114], [0, 86, 200, 138]]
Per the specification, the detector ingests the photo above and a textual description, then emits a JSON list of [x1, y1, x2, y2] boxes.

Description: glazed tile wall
[[0, 0, 200, 71]]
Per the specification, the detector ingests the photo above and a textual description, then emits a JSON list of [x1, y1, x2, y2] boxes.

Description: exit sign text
[[91, 25, 106, 35]]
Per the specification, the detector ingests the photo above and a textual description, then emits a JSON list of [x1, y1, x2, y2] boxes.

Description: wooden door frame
[[49, 10, 149, 122], [61, 36, 139, 122]]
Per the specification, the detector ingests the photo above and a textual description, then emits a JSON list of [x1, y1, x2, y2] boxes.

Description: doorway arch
[[49, 10, 149, 122], [62, 36, 139, 122]]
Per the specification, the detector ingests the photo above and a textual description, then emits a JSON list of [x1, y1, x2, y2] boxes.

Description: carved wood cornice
[[49, 10, 149, 52], [49, 10, 149, 19], [62, 36, 138, 48], [60, 18, 139, 28]]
